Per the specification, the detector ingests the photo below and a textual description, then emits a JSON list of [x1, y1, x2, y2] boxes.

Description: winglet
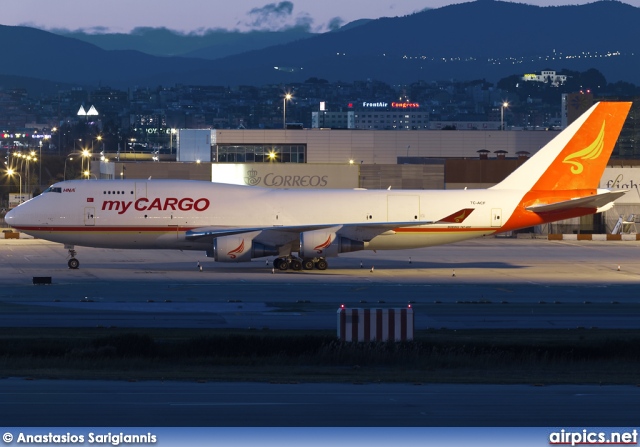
[[437, 208, 475, 223]]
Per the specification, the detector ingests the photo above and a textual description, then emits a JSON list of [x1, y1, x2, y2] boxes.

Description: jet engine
[[299, 230, 364, 258], [211, 233, 278, 262]]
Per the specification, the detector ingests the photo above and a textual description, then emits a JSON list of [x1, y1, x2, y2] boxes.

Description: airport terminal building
[[99, 127, 558, 190], [95, 127, 640, 235]]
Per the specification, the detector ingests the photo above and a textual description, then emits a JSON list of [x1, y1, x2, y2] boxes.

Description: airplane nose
[[5, 206, 23, 227]]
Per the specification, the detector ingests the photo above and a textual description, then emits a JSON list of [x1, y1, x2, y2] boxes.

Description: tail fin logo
[[562, 121, 605, 175], [227, 239, 245, 259], [314, 235, 333, 254], [453, 210, 468, 223], [437, 208, 475, 224]]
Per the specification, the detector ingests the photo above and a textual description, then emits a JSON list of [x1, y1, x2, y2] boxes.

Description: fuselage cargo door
[[84, 207, 95, 226], [491, 208, 502, 227], [387, 195, 420, 222], [135, 182, 147, 200]]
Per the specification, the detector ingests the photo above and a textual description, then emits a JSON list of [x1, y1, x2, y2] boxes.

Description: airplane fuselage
[[10, 179, 527, 251]]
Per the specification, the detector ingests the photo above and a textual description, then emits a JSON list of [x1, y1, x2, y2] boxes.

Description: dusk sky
[[5, 0, 639, 33]]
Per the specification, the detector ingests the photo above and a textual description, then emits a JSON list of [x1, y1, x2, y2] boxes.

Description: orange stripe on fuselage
[[11, 226, 197, 233], [394, 227, 496, 233]]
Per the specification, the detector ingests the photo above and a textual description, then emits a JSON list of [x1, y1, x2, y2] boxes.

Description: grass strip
[[1, 328, 640, 384]]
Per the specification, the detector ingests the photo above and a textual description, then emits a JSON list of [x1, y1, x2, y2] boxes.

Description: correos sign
[[212, 163, 358, 189]]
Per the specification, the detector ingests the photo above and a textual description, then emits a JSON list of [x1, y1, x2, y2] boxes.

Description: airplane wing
[[185, 207, 475, 244], [525, 190, 628, 213], [185, 220, 433, 242]]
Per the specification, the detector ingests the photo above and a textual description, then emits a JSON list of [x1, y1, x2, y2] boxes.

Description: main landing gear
[[67, 248, 80, 269], [273, 256, 328, 271]]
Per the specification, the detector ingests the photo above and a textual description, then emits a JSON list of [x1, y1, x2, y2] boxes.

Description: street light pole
[[81, 149, 90, 176], [283, 93, 292, 129], [39, 140, 43, 190], [64, 156, 73, 181], [7, 169, 22, 204], [501, 101, 509, 131]]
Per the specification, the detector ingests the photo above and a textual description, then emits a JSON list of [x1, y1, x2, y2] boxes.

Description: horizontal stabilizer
[[525, 190, 628, 213]]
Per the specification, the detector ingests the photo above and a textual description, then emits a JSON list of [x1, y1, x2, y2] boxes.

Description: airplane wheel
[[68, 258, 80, 269], [290, 259, 302, 271], [302, 259, 315, 270], [276, 259, 289, 271], [315, 259, 328, 270]]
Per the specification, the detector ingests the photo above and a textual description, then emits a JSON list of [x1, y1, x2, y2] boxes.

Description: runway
[[3, 378, 640, 427], [3, 236, 640, 427], [2, 237, 640, 329]]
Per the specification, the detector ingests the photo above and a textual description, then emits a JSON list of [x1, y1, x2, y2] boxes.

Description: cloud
[[293, 13, 314, 31], [237, 1, 336, 32], [327, 17, 345, 31], [244, 1, 295, 29]]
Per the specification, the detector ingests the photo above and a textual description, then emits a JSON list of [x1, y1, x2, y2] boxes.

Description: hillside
[[0, 1, 637, 87]]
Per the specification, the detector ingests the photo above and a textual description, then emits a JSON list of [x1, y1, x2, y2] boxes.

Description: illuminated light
[[196, 159, 201, 164], [362, 102, 388, 108], [391, 102, 420, 109], [349, 159, 354, 165], [268, 152, 277, 161], [283, 92, 293, 129]]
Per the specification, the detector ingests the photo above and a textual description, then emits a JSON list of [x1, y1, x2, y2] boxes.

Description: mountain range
[[0, 0, 638, 90], [54, 26, 322, 59]]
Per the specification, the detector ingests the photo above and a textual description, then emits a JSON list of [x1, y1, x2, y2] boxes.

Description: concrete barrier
[[32, 277, 52, 285], [547, 234, 640, 241], [337, 307, 414, 342]]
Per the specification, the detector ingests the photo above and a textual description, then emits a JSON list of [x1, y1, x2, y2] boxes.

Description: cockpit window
[[43, 186, 62, 193]]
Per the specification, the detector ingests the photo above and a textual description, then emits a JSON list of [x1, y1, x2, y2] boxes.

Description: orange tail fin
[[493, 101, 632, 192]]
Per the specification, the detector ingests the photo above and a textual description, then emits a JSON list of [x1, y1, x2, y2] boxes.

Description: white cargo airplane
[[5, 102, 632, 271]]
